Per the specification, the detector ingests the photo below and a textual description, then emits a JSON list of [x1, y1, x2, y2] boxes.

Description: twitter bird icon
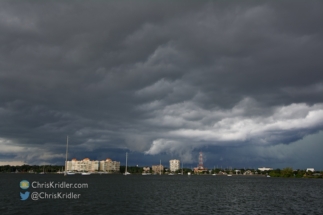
[[20, 191, 30, 201]]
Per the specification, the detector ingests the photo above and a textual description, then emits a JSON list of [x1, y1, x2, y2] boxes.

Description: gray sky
[[1, 0, 323, 170]]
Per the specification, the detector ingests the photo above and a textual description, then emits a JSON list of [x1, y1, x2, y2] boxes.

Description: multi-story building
[[258, 167, 273, 171], [169, 159, 180, 172], [306, 168, 314, 172], [91, 161, 99, 171], [99, 158, 120, 172], [66, 158, 99, 172], [152, 165, 164, 174], [66, 158, 120, 172]]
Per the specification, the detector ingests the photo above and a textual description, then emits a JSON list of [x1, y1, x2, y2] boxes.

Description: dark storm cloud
[[0, 1, 322, 168]]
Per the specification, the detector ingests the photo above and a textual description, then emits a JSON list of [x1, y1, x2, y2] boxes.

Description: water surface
[[0, 174, 322, 215]]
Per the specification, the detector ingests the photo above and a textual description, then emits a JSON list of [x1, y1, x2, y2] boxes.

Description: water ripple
[[0, 174, 322, 214]]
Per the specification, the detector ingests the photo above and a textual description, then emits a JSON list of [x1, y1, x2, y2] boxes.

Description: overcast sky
[[1, 1, 323, 170]]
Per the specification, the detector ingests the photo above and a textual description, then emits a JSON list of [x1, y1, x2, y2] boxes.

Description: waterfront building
[[99, 160, 105, 171], [90, 159, 99, 171], [194, 167, 208, 174], [243, 170, 253, 175], [169, 159, 180, 172], [66, 158, 99, 172], [66, 158, 120, 172], [234, 170, 241, 174], [306, 168, 314, 172], [217, 171, 227, 175], [99, 158, 120, 172], [152, 165, 164, 174], [258, 167, 273, 171], [143, 167, 150, 172]]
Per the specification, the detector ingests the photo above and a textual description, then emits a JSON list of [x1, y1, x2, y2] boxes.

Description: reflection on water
[[1, 174, 322, 215]]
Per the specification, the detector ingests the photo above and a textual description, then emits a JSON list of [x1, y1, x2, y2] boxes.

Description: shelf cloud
[[0, 0, 323, 169]]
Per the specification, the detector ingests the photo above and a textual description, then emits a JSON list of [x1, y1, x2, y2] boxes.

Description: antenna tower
[[198, 152, 204, 169]]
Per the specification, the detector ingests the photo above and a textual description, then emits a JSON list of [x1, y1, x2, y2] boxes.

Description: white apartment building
[[169, 159, 180, 172], [306, 168, 314, 172], [99, 158, 120, 172], [66, 158, 99, 172], [258, 167, 273, 171]]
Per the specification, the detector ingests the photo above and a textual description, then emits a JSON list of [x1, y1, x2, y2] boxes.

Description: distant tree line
[[120, 166, 143, 174], [196, 167, 322, 178], [1, 165, 322, 178], [210, 167, 322, 178], [0, 165, 64, 173], [267, 168, 322, 178], [120, 166, 193, 174]]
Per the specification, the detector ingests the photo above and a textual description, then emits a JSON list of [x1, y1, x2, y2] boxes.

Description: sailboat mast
[[125, 152, 128, 175], [64, 136, 68, 176], [160, 159, 161, 175], [182, 161, 183, 175]]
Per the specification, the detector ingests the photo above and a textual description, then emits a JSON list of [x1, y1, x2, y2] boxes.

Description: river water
[[0, 174, 322, 215]]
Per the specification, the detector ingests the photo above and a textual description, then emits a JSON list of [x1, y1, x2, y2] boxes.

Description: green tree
[[269, 169, 281, 177], [281, 167, 293, 177], [295, 170, 306, 178]]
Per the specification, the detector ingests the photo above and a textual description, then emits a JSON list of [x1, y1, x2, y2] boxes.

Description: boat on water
[[142, 172, 151, 175], [212, 166, 216, 176], [98, 171, 108, 175], [39, 166, 45, 174], [227, 174, 232, 177], [57, 168, 64, 174], [81, 160, 91, 175], [168, 173, 175, 175], [187, 172, 191, 176], [267, 175, 271, 178], [66, 171, 75, 175]]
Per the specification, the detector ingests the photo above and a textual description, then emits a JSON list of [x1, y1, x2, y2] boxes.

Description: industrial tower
[[198, 152, 204, 169]]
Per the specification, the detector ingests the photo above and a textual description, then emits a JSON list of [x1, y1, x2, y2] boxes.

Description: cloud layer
[[0, 1, 323, 169]]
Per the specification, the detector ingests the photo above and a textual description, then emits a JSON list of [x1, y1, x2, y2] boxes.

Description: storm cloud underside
[[0, 1, 322, 169]]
